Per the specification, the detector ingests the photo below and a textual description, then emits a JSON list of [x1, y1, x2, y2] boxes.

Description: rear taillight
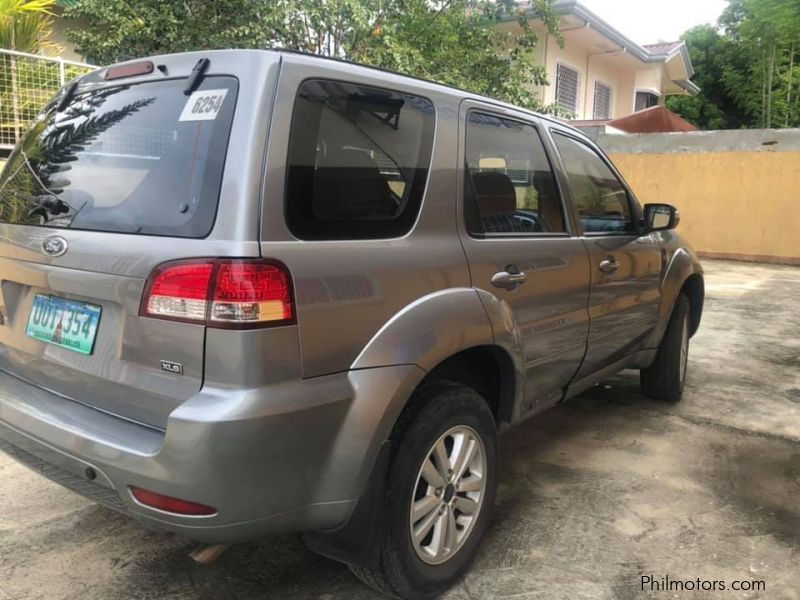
[[141, 259, 294, 328]]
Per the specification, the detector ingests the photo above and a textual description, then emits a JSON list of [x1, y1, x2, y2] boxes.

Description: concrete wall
[[598, 129, 800, 265]]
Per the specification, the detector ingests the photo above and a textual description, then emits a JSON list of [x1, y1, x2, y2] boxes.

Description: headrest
[[313, 149, 395, 219], [472, 171, 516, 217]]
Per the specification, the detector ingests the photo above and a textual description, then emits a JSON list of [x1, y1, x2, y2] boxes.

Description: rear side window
[[285, 79, 435, 240], [464, 112, 566, 236], [552, 132, 635, 234], [0, 77, 238, 237]]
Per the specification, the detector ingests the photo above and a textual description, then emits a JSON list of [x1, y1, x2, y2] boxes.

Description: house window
[[555, 64, 580, 115], [593, 82, 612, 120], [635, 91, 660, 112]]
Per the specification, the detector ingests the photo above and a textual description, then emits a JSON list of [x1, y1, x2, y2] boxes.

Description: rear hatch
[[0, 54, 271, 429]]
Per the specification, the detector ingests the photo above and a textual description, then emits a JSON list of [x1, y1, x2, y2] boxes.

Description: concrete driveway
[[1, 259, 799, 600]]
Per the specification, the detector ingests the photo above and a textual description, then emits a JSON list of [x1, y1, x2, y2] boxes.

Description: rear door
[[256, 55, 470, 378], [457, 102, 592, 412], [0, 53, 276, 429], [548, 129, 662, 377]]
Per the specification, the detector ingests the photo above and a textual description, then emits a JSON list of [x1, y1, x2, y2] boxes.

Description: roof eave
[[551, 0, 652, 62], [674, 79, 701, 96]]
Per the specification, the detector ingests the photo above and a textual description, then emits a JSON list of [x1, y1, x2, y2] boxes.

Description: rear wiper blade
[[184, 58, 210, 95], [56, 80, 79, 112]]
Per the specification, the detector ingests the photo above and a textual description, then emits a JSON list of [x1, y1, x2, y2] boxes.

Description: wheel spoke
[[445, 506, 458, 551], [433, 439, 451, 481], [453, 437, 477, 481], [459, 476, 482, 493], [412, 494, 440, 523], [454, 495, 479, 515], [421, 457, 446, 489], [413, 503, 440, 544], [429, 511, 448, 559]]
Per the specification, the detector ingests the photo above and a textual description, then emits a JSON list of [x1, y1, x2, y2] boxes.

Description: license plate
[[26, 294, 102, 355]]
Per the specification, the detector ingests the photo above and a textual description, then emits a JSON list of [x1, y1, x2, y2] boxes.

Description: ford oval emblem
[[41, 236, 68, 257]]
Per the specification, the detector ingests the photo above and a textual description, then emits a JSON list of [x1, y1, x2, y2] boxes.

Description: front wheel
[[641, 294, 691, 402], [350, 381, 497, 599]]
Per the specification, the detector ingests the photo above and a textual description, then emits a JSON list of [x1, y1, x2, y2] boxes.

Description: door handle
[[491, 268, 528, 291], [598, 257, 620, 275]]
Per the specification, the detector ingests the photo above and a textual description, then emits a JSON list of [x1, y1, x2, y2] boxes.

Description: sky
[[578, 0, 728, 44]]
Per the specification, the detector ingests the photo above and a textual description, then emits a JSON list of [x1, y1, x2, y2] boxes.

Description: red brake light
[[211, 262, 293, 324], [130, 486, 216, 516], [105, 61, 154, 80], [140, 259, 294, 328], [143, 260, 214, 322]]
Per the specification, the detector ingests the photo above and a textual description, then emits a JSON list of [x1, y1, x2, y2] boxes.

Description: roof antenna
[[184, 58, 210, 95]]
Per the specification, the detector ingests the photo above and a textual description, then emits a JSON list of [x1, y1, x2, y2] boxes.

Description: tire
[[641, 294, 691, 402], [350, 381, 497, 599]]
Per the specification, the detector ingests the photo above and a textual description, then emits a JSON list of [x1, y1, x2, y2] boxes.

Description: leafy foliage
[[0, 0, 59, 52], [64, 0, 563, 111], [665, 25, 751, 129], [668, 0, 800, 129]]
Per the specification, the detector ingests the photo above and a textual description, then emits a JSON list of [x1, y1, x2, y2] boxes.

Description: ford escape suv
[[0, 50, 704, 599]]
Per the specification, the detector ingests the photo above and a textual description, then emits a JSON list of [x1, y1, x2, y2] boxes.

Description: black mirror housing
[[643, 203, 680, 232]]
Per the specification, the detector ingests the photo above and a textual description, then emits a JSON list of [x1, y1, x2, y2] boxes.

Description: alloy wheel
[[409, 425, 487, 565]]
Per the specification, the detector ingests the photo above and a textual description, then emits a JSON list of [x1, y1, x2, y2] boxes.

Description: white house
[[501, 1, 700, 120]]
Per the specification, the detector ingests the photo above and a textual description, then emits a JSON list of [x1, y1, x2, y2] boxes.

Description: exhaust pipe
[[189, 543, 228, 565]]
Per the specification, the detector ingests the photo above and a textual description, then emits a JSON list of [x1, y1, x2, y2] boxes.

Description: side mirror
[[643, 203, 680, 232]]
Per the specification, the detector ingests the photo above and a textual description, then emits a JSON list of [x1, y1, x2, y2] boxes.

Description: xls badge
[[160, 360, 183, 375]]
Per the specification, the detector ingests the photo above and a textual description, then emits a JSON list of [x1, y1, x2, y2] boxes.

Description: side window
[[464, 112, 565, 236], [286, 79, 435, 240], [552, 133, 635, 234]]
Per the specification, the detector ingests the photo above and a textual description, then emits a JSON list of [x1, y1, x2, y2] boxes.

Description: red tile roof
[[642, 41, 683, 55]]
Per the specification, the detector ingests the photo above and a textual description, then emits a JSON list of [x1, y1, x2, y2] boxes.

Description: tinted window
[[285, 79, 435, 240], [0, 77, 237, 237], [553, 133, 634, 234], [465, 112, 565, 236]]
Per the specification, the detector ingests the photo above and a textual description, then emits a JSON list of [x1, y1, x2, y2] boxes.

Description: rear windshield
[[0, 76, 237, 237]]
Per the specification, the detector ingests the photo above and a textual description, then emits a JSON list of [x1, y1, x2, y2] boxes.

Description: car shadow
[[66, 370, 678, 599]]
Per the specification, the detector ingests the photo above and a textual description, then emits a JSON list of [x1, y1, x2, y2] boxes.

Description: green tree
[[64, 0, 563, 112], [722, 0, 800, 128], [666, 25, 751, 129], [669, 0, 800, 129], [0, 0, 59, 52]]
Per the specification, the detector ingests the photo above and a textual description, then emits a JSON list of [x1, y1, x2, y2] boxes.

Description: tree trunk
[[766, 44, 775, 129], [761, 51, 768, 128], [787, 42, 795, 127]]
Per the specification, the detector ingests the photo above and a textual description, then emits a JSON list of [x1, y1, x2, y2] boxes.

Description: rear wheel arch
[[394, 345, 517, 432]]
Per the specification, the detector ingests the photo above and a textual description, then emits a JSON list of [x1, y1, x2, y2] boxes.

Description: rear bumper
[[0, 364, 423, 543]]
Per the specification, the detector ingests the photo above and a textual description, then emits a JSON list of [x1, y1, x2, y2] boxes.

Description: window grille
[[555, 64, 579, 115], [593, 82, 612, 120]]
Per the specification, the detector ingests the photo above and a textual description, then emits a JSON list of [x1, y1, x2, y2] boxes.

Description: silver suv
[[0, 50, 703, 598]]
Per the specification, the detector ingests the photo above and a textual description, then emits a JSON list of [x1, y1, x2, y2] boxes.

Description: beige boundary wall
[[597, 129, 800, 265]]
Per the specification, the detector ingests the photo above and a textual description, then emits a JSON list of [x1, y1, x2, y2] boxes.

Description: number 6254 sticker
[[179, 89, 228, 122]]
